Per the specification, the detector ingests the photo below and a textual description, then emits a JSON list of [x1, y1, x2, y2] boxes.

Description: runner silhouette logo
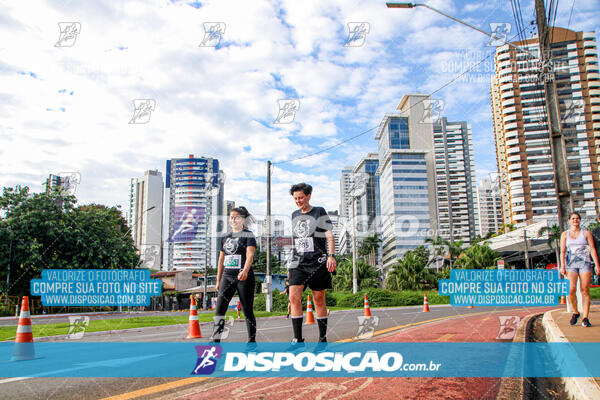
[[191, 345, 222, 375]]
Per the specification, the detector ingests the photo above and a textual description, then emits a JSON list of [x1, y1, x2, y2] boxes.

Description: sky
[[1, 0, 599, 222]]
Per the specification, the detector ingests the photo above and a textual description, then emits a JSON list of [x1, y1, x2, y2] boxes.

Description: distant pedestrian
[[560, 212, 600, 327]]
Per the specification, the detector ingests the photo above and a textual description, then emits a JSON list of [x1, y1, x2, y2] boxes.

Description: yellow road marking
[[101, 377, 209, 400], [435, 333, 455, 342]]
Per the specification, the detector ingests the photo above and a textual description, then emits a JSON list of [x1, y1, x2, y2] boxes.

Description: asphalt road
[[0, 305, 554, 400]]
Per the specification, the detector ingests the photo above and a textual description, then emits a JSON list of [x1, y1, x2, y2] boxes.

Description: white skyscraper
[[165, 155, 224, 270], [128, 170, 164, 270], [433, 118, 478, 243], [477, 177, 503, 236], [375, 94, 439, 273]]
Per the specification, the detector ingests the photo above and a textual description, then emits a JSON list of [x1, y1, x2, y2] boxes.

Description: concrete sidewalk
[[543, 305, 600, 400]]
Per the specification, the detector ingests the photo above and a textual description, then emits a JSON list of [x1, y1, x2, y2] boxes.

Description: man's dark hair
[[290, 183, 312, 196]]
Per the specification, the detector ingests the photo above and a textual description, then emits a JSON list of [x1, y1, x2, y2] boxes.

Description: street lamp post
[[386, 3, 536, 57]]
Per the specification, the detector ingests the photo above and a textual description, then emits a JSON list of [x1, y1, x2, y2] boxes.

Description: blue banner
[[439, 269, 569, 306], [2, 342, 600, 378], [30, 269, 161, 306]]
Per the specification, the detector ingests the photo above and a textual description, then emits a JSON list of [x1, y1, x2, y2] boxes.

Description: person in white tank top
[[560, 212, 600, 327]]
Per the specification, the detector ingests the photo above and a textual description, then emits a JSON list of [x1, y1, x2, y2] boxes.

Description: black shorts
[[289, 265, 332, 291]]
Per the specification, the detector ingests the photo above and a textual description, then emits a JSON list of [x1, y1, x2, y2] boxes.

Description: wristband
[[328, 254, 335, 258]]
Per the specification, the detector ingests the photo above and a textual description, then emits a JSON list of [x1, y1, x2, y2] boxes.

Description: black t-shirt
[[291, 206, 332, 269], [220, 229, 257, 274]]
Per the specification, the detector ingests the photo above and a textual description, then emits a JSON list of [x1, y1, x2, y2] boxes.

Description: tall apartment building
[[477, 177, 503, 236], [433, 118, 478, 243], [45, 173, 79, 194], [491, 27, 600, 224], [375, 94, 439, 273], [339, 167, 354, 219], [328, 210, 342, 253], [165, 155, 224, 270], [128, 170, 164, 269]]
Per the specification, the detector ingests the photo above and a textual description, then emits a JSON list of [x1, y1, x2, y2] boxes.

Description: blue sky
[[1, 0, 599, 220]]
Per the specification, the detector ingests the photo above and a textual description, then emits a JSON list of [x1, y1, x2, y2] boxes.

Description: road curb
[[542, 309, 600, 400], [495, 313, 536, 400]]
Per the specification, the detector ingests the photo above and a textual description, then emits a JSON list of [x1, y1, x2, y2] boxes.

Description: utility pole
[[265, 161, 273, 312], [535, 0, 573, 230], [5, 237, 11, 310], [351, 198, 358, 294], [523, 229, 530, 269]]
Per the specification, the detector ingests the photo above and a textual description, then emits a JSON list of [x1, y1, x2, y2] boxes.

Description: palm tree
[[333, 257, 379, 291], [425, 236, 446, 272], [445, 240, 465, 269], [386, 249, 436, 290], [538, 224, 561, 266], [498, 223, 515, 235], [358, 233, 382, 268], [454, 243, 501, 269]]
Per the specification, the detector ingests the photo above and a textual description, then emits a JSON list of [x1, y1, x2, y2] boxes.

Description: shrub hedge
[[253, 288, 449, 311]]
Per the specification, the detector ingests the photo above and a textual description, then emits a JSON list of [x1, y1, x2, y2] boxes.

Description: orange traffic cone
[[364, 294, 372, 318], [423, 292, 430, 312], [560, 295, 566, 305], [186, 296, 202, 339], [304, 295, 315, 325], [12, 296, 35, 361]]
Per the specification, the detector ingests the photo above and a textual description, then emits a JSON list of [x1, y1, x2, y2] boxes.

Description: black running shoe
[[570, 313, 580, 326], [582, 318, 592, 327]]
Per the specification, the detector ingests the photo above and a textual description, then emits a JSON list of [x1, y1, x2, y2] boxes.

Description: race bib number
[[224, 254, 242, 269], [295, 237, 314, 253]]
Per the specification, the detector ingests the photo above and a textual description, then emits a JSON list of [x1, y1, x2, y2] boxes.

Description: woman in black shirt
[[211, 206, 257, 342]]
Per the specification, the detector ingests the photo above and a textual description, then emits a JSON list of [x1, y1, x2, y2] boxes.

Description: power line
[[274, 29, 529, 166]]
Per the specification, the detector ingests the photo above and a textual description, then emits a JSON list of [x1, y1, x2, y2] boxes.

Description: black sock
[[317, 317, 327, 340], [291, 316, 303, 341]]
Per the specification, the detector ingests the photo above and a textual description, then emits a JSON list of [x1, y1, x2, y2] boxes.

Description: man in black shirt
[[288, 183, 337, 345]]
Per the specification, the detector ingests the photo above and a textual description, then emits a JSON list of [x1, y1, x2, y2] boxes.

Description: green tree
[[358, 233, 382, 268], [498, 223, 516, 235], [538, 224, 562, 266], [333, 257, 379, 291], [252, 249, 282, 273], [0, 186, 141, 295], [386, 248, 436, 290], [454, 243, 501, 269], [446, 240, 465, 269], [425, 236, 448, 271]]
